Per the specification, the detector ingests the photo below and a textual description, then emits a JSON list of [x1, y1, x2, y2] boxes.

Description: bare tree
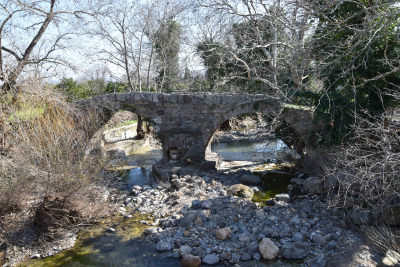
[[0, 0, 89, 96]]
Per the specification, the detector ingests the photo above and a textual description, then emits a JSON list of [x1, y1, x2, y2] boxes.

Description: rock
[[201, 199, 213, 209], [291, 178, 305, 185], [307, 256, 326, 267], [30, 254, 41, 259], [202, 254, 220, 265], [192, 200, 201, 209], [281, 242, 310, 259], [240, 174, 262, 185], [350, 208, 374, 225], [181, 254, 201, 267], [312, 234, 326, 247], [303, 177, 320, 194], [241, 253, 252, 261], [171, 167, 181, 174], [255, 210, 266, 220], [227, 184, 254, 200], [253, 252, 261, 261], [216, 228, 231, 240], [326, 240, 338, 250], [378, 251, 400, 267], [287, 184, 294, 191], [209, 215, 226, 228], [167, 251, 180, 258], [292, 233, 304, 242], [238, 234, 252, 243], [383, 204, 400, 226], [145, 228, 158, 235], [180, 211, 199, 227], [155, 241, 171, 251], [179, 245, 192, 256], [275, 193, 290, 203], [259, 238, 279, 260], [106, 228, 116, 232]]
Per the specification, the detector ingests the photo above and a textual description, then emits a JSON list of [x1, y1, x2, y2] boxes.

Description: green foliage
[[56, 78, 91, 100], [56, 78, 131, 100], [154, 20, 182, 91], [311, 0, 400, 146]]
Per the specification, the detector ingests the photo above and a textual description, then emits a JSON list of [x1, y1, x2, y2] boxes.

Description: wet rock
[[106, 228, 116, 233], [259, 238, 279, 260], [275, 193, 290, 203], [281, 242, 310, 259], [240, 174, 262, 185], [100, 244, 116, 253], [227, 184, 254, 200], [181, 254, 201, 267], [30, 254, 41, 259], [201, 199, 213, 209], [202, 254, 220, 265], [216, 228, 231, 240], [303, 177, 320, 194], [155, 241, 171, 251]]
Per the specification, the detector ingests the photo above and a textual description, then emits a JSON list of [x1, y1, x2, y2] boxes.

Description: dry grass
[[0, 81, 110, 239]]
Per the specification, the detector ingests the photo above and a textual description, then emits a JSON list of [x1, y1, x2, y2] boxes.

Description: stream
[[22, 129, 300, 267]]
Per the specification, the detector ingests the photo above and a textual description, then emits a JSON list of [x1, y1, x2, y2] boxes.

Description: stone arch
[[202, 102, 314, 161]]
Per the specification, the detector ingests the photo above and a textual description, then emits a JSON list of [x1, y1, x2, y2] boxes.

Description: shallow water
[[211, 139, 294, 162]]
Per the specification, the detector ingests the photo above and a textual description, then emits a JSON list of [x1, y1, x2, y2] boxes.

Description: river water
[[22, 130, 300, 267]]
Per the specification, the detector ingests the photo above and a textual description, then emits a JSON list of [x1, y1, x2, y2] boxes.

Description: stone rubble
[[114, 168, 374, 267]]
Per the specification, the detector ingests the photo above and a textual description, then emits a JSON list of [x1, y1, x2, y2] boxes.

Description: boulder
[[303, 177, 320, 194], [215, 227, 231, 240], [240, 174, 262, 185], [181, 254, 201, 267], [281, 242, 310, 259], [259, 238, 279, 260], [227, 184, 254, 200]]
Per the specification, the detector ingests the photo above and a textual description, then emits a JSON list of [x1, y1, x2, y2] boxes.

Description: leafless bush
[[360, 224, 400, 257], [323, 113, 400, 212], [0, 81, 109, 233]]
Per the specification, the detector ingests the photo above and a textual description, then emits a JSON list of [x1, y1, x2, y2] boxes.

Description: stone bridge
[[81, 92, 314, 170]]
